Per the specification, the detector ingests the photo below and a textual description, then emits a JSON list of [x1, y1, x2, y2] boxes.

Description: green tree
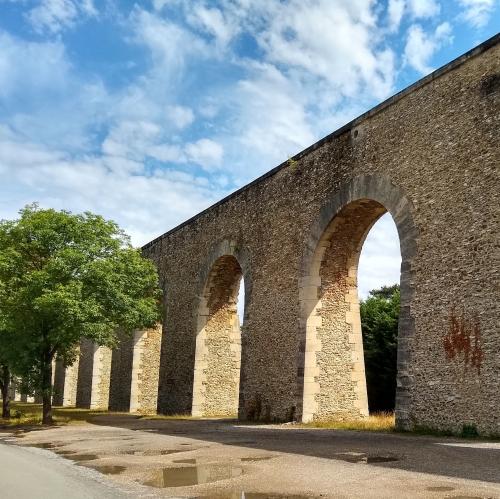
[[0, 204, 162, 424], [360, 284, 400, 412]]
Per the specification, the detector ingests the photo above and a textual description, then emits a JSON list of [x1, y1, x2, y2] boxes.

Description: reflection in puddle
[[334, 452, 398, 464], [426, 486, 455, 492], [240, 456, 273, 462], [144, 464, 243, 488], [85, 465, 126, 475]]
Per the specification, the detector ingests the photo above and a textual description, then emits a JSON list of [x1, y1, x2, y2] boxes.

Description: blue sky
[[0, 0, 498, 296]]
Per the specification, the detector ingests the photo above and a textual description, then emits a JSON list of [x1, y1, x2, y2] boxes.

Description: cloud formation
[[1, 0, 498, 293]]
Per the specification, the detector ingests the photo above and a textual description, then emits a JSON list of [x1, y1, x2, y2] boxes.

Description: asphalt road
[[0, 439, 128, 499]]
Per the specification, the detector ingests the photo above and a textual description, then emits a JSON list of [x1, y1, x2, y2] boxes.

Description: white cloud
[[0, 30, 108, 151], [185, 138, 224, 169], [407, 0, 441, 18], [26, 0, 97, 34], [458, 0, 496, 27], [358, 213, 401, 298], [404, 22, 452, 74], [256, 0, 395, 100], [388, 0, 406, 31], [167, 105, 195, 129], [0, 127, 224, 245], [233, 62, 315, 165], [187, 5, 240, 49]]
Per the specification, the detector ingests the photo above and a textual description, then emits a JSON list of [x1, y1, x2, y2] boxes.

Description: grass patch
[[299, 411, 395, 432], [0, 402, 123, 427]]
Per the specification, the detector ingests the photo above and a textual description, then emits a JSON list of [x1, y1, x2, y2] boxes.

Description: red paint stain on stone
[[443, 307, 483, 374]]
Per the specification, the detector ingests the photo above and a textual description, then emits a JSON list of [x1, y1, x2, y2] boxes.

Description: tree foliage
[[0, 204, 162, 423], [360, 284, 400, 413]]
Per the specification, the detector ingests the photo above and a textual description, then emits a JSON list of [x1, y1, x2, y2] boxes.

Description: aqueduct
[[39, 35, 499, 434]]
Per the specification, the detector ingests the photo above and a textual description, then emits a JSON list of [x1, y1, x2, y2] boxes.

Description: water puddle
[[144, 464, 244, 488], [334, 452, 398, 464], [427, 486, 455, 492], [240, 456, 273, 462], [85, 465, 126, 475]]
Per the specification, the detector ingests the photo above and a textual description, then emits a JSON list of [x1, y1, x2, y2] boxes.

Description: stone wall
[[143, 37, 499, 434]]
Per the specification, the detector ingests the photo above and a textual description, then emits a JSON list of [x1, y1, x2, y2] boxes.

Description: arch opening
[[300, 196, 406, 423], [192, 254, 244, 417], [358, 213, 401, 414]]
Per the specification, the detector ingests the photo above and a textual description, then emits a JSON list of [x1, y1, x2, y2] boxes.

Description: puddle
[[427, 486, 455, 492], [240, 456, 274, 462], [334, 452, 398, 464], [84, 465, 126, 475], [68, 454, 99, 462], [144, 464, 243, 488]]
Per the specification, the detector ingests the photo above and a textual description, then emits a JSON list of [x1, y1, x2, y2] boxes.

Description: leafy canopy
[[360, 284, 400, 413], [0, 204, 162, 387]]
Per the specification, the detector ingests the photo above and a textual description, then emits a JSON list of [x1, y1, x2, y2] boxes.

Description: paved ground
[[0, 437, 131, 498], [2, 415, 500, 498]]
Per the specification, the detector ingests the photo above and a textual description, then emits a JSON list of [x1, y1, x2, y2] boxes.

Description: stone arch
[[298, 175, 417, 430], [191, 240, 251, 417]]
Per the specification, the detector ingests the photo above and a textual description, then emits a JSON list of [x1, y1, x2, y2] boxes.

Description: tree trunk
[[41, 353, 53, 425], [1, 365, 10, 419]]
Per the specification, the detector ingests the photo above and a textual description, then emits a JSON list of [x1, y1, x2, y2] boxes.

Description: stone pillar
[[8, 379, 17, 401], [108, 332, 134, 412], [130, 325, 162, 414], [63, 358, 80, 407], [52, 359, 66, 406], [76, 338, 94, 408], [90, 344, 112, 410]]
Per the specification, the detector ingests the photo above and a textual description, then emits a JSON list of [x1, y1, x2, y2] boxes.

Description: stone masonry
[[140, 37, 499, 434]]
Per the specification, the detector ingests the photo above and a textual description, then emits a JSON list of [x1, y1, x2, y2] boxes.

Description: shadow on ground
[[64, 412, 500, 484]]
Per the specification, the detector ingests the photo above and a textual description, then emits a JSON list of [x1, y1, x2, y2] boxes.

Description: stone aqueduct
[[27, 37, 498, 433]]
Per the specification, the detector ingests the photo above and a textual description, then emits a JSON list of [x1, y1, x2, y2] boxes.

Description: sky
[[0, 0, 498, 299]]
